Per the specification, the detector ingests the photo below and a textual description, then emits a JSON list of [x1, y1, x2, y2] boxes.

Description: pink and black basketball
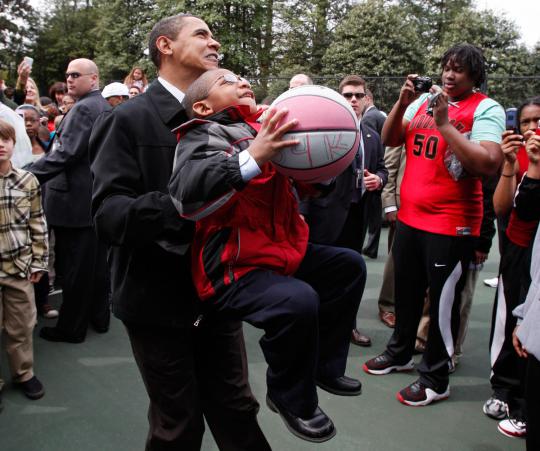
[[270, 85, 359, 183]]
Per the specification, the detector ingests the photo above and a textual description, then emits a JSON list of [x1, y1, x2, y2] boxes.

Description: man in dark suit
[[90, 14, 269, 450], [302, 75, 388, 347], [29, 58, 110, 343], [361, 89, 386, 136]]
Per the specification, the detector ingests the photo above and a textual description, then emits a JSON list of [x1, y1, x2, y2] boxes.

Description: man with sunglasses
[[303, 74, 387, 347], [28, 58, 111, 344], [90, 14, 269, 450]]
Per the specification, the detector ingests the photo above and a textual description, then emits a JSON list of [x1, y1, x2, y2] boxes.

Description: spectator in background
[[49, 82, 67, 107], [123, 66, 148, 93], [60, 94, 75, 114], [15, 104, 58, 320], [512, 128, 540, 451], [0, 79, 18, 109], [29, 58, 111, 344], [14, 60, 43, 111], [364, 44, 504, 407], [289, 73, 313, 89], [362, 89, 386, 136], [101, 82, 129, 108], [0, 102, 33, 167], [128, 85, 141, 98], [484, 97, 540, 438]]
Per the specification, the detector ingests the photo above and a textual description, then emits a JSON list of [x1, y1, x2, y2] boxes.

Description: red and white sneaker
[[498, 417, 526, 438], [396, 380, 450, 406], [363, 353, 414, 375]]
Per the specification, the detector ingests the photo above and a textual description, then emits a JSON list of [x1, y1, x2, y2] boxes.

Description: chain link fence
[[248, 75, 540, 113]]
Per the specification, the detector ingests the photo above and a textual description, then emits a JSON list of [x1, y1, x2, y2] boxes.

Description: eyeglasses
[[212, 73, 249, 87], [65, 72, 93, 79], [342, 92, 366, 100]]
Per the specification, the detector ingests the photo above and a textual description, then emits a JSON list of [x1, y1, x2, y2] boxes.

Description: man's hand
[[363, 169, 381, 191], [247, 107, 299, 167], [385, 210, 398, 223], [29, 271, 44, 284], [473, 250, 488, 265], [512, 326, 528, 358]]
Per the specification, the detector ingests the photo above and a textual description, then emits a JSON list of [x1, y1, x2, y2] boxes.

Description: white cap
[[102, 82, 129, 99]]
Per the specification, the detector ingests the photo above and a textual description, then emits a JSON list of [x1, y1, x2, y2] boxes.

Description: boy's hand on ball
[[248, 107, 299, 166]]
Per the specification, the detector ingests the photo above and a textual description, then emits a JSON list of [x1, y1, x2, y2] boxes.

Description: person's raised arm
[[381, 75, 420, 147], [493, 130, 522, 217], [431, 92, 503, 176]]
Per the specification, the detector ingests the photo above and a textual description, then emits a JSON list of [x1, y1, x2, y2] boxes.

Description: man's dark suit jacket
[[30, 89, 111, 227], [90, 81, 197, 327], [302, 123, 388, 244], [361, 106, 386, 136]]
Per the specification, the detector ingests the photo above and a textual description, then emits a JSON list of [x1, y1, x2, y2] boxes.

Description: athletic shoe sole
[[362, 359, 414, 375], [497, 423, 526, 438], [266, 396, 336, 443], [396, 386, 450, 407]]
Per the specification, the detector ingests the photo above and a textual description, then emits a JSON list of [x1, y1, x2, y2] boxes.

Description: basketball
[[270, 85, 360, 183]]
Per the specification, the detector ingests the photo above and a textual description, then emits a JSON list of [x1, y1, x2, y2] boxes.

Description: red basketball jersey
[[398, 92, 487, 237]]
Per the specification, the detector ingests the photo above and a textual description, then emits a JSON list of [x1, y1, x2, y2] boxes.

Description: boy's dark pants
[[213, 243, 366, 418]]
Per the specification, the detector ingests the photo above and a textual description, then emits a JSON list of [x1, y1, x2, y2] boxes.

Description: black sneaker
[[363, 353, 414, 375], [396, 380, 449, 406], [16, 376, 45, 400]]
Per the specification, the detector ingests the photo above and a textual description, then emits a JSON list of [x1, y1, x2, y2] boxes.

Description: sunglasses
[[342, 92, 366, 100], [65, 72, 93, 79]]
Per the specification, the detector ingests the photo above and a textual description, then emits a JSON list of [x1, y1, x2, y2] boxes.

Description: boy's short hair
[[183, 68, 226, 119], [441, 43, 486, 88], [0, 119, 16, 144], [338, 75, 366, 94]]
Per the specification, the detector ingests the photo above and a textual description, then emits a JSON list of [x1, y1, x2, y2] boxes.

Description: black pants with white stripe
[[489, 237, 531, 416], [385, 221, 473, 390]]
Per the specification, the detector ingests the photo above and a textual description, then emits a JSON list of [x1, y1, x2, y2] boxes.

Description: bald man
[[289, 73, 313, 89], [29, 58, 111, 343]]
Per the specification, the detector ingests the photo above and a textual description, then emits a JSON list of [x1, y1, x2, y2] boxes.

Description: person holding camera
[[484, 97, 540, 438], [363, 43, 505, 406]]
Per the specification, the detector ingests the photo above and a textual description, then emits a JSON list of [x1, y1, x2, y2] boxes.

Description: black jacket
[[90, 81, 197, 327], [30, 89, 111, 227], [362, 106, 386, 136], [301, 123, 388, 244]]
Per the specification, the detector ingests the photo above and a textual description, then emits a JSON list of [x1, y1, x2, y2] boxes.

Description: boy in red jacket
[[169, 69, 367, 443]]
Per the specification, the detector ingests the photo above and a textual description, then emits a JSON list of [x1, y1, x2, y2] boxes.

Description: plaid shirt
[[0, 165, 48, 278]]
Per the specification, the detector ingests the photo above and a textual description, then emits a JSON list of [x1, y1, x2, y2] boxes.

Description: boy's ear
[[192, 100, 214, 118]]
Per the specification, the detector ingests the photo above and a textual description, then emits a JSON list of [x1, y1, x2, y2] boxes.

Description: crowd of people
[[0, 12, 539, 451]]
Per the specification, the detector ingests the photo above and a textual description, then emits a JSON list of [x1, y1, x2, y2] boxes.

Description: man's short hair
[[365, 88, 373, 99], [338, 75, 366, 93], [0, 119, 16, 144], [441, 43, 486, 88], [183, 68, 225, 118], [148, 14, 195, 68]]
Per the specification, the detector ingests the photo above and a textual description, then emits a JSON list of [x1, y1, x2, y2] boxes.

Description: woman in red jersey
[[363, 44, 505, 407], [485, 97, 540, 439]]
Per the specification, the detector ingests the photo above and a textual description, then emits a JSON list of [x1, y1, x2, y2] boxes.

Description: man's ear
[[155, 36, 173, 58], [192, 100, 214, 118]]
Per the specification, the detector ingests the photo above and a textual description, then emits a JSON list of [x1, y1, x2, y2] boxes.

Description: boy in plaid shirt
[[0, 119, 48, 410]]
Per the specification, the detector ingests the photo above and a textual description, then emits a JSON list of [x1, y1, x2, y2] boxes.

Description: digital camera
[[413, 76, 433, 93]]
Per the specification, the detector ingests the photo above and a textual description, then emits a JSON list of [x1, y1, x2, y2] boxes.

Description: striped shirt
[[0, 165, 48, 278]]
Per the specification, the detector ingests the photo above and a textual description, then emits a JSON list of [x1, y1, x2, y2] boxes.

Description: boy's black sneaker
[[363, 353, 414, 375], [396, 380, 449, 406], [16, 376, 45, 400]]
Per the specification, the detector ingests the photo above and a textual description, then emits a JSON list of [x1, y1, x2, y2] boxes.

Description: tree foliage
[[0, 0, 39, 83]]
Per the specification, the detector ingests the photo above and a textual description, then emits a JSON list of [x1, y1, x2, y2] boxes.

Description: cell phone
[[536, 119, 540, 136], [23, 56, 33, 69], [505, 108, 519, 134]]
